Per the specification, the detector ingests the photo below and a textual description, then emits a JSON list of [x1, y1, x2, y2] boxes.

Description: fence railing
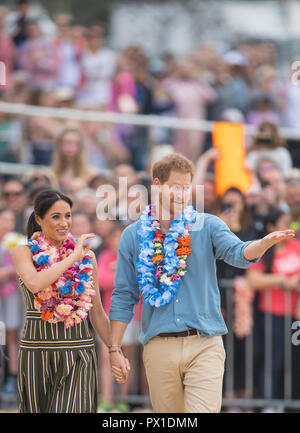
[[1, 101, 300, 139]]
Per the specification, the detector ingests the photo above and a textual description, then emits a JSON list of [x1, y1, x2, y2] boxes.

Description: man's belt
[[157, 328, 198, 338]]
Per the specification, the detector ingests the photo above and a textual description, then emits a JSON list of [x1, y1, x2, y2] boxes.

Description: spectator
[[122, 46, 154, 171], [51, 127, 99, 190], [246, 95, 280, 127], [18, 18, 59, 91], [53, 12, 81, 90], [216, 187, 257, 406], [91, 213, 115, 258], [0, 207, 21, 405], [5, 0, 55, 48], [74, 188, 98, 217], [221, 50, 252, 116], [26, 90, 64, 165], [109, 51, 139, 169], [246, 209, 300, 401], [0, 110, 21, 163], [163, 59, 217, 161], [70, 209, 101, 253], [0, 7, 15, 93], [246, 121, 293, 178], [81, 119, 130, 171], [76, 25, 116, 108], [1, 178, 27, 234], [285, 169, 300, 240]]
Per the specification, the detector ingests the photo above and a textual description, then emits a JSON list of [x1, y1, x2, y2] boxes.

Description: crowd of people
[[0, 0, 300, 413]]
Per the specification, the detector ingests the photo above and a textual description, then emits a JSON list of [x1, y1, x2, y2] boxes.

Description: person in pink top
[[18, 19, 60, 91], [0, 7, 15, 92], [163, 59, 217, 161], [97, 221, 142, 412], [0, 207, 20, 404], [246, 208, 300, 399]]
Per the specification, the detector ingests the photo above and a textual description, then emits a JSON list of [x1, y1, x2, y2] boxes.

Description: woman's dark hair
[[26, 189, 73, 238], [261, 207, 286, 273], [218, 186, 252, 232]]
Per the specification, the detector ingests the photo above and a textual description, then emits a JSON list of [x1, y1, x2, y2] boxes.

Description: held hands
[[109, 348, 131, 384]]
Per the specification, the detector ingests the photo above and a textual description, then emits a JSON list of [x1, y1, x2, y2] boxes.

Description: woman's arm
[[246, 269, 286, 291], [89, 252, 111, 348], [12, 233, 95, 293], [12, 245, 78, 293]]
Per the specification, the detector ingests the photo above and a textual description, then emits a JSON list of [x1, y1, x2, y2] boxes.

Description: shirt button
[[176, 299, 179, 303], [177, 318, 180, 321]]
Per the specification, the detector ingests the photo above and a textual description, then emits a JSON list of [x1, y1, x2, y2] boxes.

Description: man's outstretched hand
[[262, 229, 295, 248], [244, 229, 295, 262]]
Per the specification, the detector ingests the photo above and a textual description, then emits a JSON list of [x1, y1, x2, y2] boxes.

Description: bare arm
[[88, 252, 111, 348], [12, 233, 95, 293], [244, 230, 295, 261], [246, 269, 286, 291], [12, 245, 78, 293]]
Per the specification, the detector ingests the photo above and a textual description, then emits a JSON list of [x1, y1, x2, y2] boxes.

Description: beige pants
[[143, 332, 226, 413]]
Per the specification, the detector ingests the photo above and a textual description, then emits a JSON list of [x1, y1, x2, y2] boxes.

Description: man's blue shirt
[[109, 212, 259, 345]]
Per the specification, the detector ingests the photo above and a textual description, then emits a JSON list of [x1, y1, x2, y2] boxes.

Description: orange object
[[152, 254, 164, 262], [212, 122, 252, 196], [176, 247, 192, 256]]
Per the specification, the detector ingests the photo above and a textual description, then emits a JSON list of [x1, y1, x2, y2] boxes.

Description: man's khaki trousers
[[143, 332, 226, 413]]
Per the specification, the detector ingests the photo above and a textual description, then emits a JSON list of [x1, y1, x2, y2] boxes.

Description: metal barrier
[[1, 101, 300, 139], [219, 278, 300, 412]]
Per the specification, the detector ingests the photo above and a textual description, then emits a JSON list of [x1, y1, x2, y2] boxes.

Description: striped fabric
[[18, 279, 98, 413]]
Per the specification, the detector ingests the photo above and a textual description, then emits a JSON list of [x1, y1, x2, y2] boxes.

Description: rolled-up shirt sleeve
[[209, 214, 261, 268], [109, 226, 140, 323]]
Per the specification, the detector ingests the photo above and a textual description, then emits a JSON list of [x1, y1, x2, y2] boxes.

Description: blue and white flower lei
[[136, 204, 196, 308]]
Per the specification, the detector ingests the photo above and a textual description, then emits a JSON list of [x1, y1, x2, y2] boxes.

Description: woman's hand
[[72, 233, 95, 262], [109, 350, 131, 384]]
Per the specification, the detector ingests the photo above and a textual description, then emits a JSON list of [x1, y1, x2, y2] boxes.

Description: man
[[108, 153, 295, 413]]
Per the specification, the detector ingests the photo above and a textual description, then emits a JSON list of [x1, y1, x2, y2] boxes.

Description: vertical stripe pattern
[[18, 279, 98, 413]]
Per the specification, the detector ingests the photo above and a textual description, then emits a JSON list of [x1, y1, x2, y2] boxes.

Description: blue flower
[[78, 271, 90, 282], [37, 254, 50, 266], [30, 244, 41, 254], [59, 281, 72, 296], [75, 281, 85, 295], [136, 204, 196, 308]]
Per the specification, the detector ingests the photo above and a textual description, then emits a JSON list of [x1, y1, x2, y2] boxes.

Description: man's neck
[[159, 219, 171, 234]]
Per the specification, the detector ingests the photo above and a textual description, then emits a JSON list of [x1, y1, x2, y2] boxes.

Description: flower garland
[[233, 276, 254, 338], [136, 204, 196, 308], [28, 233, 95, 328]]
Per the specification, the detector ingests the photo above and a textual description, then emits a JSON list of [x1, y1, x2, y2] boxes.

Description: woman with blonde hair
[[52, 127, 99, 190]]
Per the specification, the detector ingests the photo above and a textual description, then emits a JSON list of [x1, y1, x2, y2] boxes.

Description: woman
[[12, 189, 128, 413], [0, 207, 20, 404], [216, 187, 257, 406], [246, 208, 300, 400], [51, 127, 99, 191], [246, 121, 293, 178]]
